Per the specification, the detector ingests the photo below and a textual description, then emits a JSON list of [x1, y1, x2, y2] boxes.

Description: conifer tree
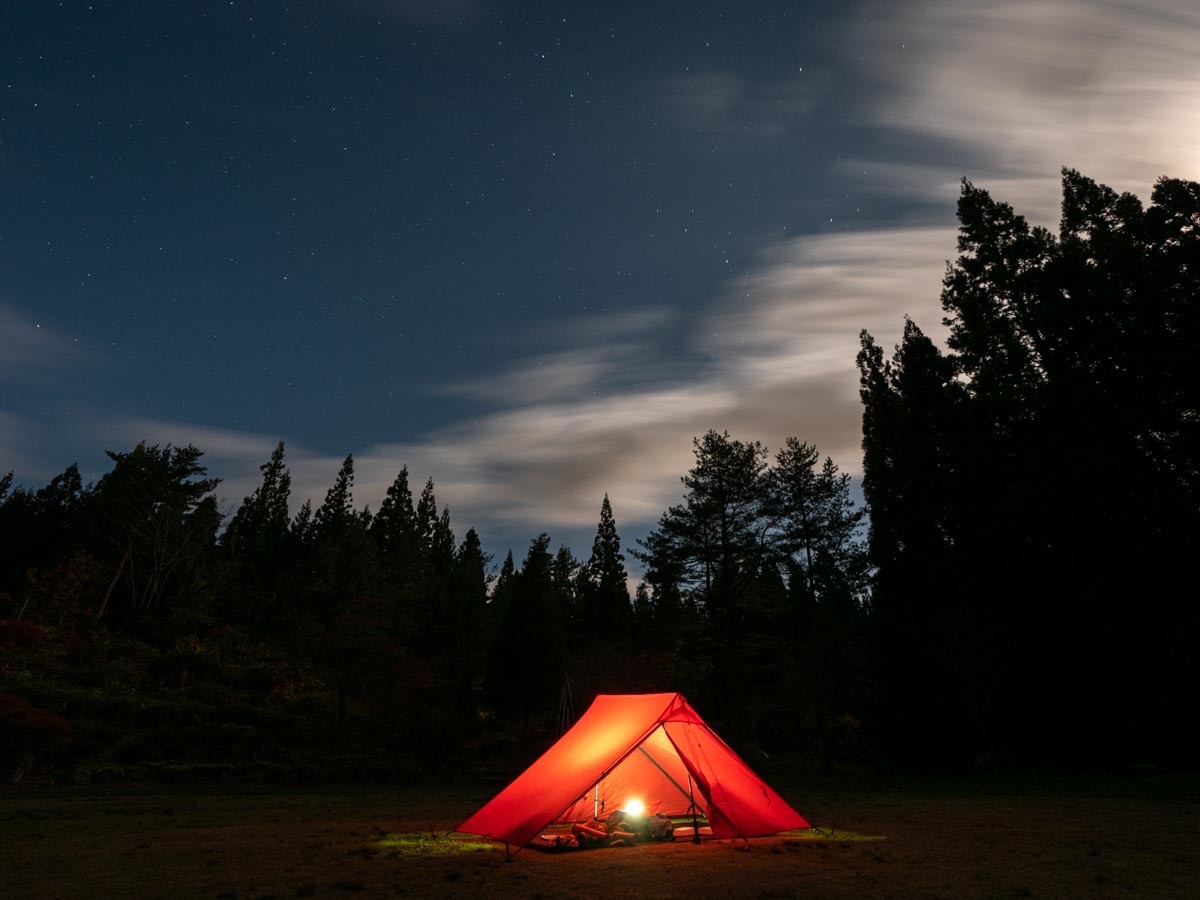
[[415, 478, 440, 551], [370, 467, 419, 562], [487, 549, 516, 634], [291, 499, 314, 544], [313, 455, 355, 541], [219, 442, 295, 633], [552, 545, 580, 629], [488, 535, 567, 723], [447, 527, 490, 712], [578, 494, 631, 635], [773, 438, 868, 607], [306, 455, 375, 625], [224, 441, 291, 559]]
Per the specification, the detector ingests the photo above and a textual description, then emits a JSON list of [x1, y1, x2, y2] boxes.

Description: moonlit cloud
[[855, 0, 1200, 218], [704, 227, 951, 385]]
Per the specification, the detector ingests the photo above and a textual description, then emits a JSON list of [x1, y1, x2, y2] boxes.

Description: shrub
[[0, 693, 72, 762], [0, 619, 48, 651]]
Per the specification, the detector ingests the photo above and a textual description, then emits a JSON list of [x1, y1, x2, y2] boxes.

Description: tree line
[[0, 427, 867, 779], [2, 169, 1196, 780]]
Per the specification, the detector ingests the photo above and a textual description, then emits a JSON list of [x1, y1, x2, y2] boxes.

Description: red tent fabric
[[457, 692, 808, 848]]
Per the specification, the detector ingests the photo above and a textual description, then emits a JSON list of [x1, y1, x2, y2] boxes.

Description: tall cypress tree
[[313, 455, 355, 542], [552, 545, 581, 632], [487, 535, 566, 725], [224, 443, 291, 555], [221, 442, 293, 633], [370, 466, 419, 563], [415, 478, 440, 552], [306, 454, 375, 626], [578, 494, 631, 637]]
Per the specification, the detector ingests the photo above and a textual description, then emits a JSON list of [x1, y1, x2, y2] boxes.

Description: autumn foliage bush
[[0, 693, 72, 763], [0, 619, 48, 651]]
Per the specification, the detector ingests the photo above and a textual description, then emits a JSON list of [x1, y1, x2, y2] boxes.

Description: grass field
[[2, 775, 1198, 898]]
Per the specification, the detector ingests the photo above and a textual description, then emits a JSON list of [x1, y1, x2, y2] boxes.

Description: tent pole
[[635, 746, 693, 806], [688, 774, 701, 844]]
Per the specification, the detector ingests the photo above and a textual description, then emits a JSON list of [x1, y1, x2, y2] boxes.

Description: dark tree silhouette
[[488, 535, 567, 727], [577, 494, 631, 637], [90, 443, 221, 626], [370, 467, 420, 566], [223, 442, 291, 560], [635, 431, 775, 741], [220, 442, 294, 635], [860, 170, 1200, 767]]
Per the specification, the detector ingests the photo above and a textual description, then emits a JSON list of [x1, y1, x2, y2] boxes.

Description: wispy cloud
[[554, 307, 680, 342], [450, 345, 645, 405], [655, 71, 817, 142], [0, 410, 44, 480], [451, 307, 684, 405], [0, 303, 92, 382]]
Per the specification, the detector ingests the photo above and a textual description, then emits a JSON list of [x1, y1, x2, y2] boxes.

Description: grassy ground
[[2, 775, 1198, 898]]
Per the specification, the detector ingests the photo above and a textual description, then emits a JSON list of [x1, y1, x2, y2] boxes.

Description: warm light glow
[[625, 798, 644, 816]]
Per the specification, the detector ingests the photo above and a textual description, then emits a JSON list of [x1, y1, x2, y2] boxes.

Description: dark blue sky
[[3, 1, 1195, 569]]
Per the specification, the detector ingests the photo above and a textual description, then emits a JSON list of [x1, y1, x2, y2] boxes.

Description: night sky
[[4, 1, 1198, 567]]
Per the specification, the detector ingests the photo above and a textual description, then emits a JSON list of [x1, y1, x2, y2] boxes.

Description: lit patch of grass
[[371, 832, 498, 857], [780, 828, 886, 843]]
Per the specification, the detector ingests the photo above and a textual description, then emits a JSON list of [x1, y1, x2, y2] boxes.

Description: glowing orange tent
[[457, 692, 808, 848]]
